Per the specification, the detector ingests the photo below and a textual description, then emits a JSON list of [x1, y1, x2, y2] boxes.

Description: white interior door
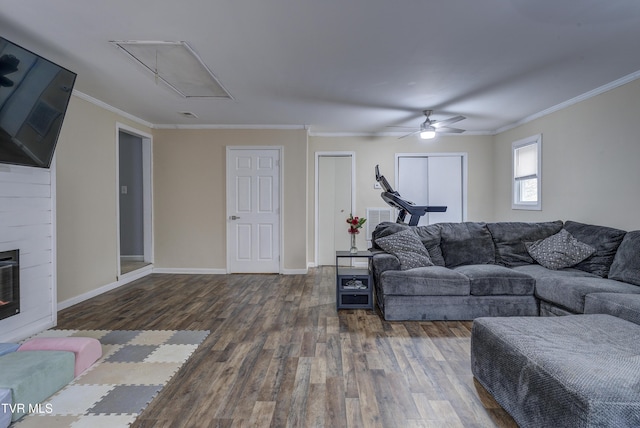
[[397, 154, 465, 225], [227, 148, 280, 273], [317, 155, 352, 265]]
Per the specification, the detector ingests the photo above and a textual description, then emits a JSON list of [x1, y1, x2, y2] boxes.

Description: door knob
[[229, 215, 241, 220]]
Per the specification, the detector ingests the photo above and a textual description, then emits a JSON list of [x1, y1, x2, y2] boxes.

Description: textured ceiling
[[1, 0, 640, 135]]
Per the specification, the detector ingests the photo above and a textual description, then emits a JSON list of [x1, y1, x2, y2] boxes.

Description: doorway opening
[[117, 124, 153, 277], [315, 152, 355, 266]]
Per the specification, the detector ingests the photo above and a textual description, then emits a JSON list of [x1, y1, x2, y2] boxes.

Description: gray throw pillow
[[438, 222, 495, 267], [525, 229, 596, 270], [487, 220, 563, 267], [374, 228, 434, 270], [609, 231, 640, 285], [564, 220, 626, 277]]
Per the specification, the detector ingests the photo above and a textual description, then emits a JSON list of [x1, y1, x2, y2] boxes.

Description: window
[[512, 135, 542, 210]]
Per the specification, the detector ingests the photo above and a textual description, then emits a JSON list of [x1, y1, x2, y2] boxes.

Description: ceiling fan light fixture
[[419, 125, 436, 140]]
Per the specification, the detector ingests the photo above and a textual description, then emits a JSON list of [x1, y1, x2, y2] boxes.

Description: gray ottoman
[[471, 314, 640, 428]]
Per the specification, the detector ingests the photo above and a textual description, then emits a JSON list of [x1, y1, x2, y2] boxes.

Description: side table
[[336, 250, 373, 310]]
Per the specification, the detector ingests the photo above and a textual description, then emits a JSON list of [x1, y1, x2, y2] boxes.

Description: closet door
[[397, 155, 464, 225]]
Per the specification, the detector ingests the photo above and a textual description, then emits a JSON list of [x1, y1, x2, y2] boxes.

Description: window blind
[[514, 143, 538, 180]]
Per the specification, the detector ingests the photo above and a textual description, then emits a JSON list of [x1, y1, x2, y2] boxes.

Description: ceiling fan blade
[[398, 130, 420, 139], [438, 127, 465, 134], [433, 115, 466, 128]]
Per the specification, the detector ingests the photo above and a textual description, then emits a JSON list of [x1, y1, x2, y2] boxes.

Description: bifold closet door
[[397, 155, 463, 225]]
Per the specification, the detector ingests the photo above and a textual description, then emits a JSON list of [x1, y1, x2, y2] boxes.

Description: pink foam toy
[[18, 337, 102, 377]]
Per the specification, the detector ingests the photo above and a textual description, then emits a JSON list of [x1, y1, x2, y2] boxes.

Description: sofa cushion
[[414, 225, 445, 266], [535, 276, 640, 313], [372, 222, 444, 266], [453, 264, 535, 296], [379, 266, 469, 296], [564, 220, 626, 277], [608, 230, 640, 286], [438, 222, 495, 268], [584, 293, 640, 325], [375, 228, 433, 270], [525, 229, 595, 270], [487, 220, 563, 267], [512, 264, 598, 279]]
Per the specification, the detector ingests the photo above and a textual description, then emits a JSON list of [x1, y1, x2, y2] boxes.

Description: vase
[[350, 233, 358, 254]]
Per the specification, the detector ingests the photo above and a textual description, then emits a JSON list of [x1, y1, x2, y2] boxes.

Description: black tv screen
[[0, 36, 76, 168]]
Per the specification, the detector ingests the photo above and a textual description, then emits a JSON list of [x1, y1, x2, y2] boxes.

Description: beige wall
[[307, 134, 495, 263], [153, 128, 308, 272], [492, 78, 640, 231], [56, 95, 151, 302], [54, 77, 640, 304]]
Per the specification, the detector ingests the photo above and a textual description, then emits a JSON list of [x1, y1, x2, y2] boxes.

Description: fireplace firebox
[[0, 249, 20, 321]]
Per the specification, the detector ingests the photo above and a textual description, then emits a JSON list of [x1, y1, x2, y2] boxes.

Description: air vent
[[110, 40, 233, 99], [366, 207, 394, 245]]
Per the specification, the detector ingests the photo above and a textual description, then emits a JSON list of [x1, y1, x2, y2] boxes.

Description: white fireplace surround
[[0, 160, 56, 342]]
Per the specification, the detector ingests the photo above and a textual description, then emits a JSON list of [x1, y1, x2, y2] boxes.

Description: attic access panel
[[111, 40, 232, 99]]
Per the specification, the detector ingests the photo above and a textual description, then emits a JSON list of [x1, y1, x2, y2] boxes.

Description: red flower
[[346, 214, 366, 234]]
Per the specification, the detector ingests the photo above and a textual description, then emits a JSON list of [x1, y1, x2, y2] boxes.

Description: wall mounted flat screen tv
[[0, 36, 76, 168]]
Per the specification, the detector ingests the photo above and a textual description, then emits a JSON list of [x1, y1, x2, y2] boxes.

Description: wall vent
[[366, 207, 394, 244], [179, 111, 198, 118]]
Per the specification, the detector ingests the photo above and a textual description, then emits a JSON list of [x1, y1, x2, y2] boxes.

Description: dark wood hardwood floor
[[56, 267, 517, 428]]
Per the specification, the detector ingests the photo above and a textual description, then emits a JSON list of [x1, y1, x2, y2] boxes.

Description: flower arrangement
[[346, 213, 366, 234]]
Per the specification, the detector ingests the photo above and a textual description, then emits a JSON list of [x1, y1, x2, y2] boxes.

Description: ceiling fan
[[392, 110, 466, 140]]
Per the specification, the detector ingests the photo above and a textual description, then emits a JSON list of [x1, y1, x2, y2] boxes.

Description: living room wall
[[56, 95, 152, 303], [493, 77, 640, 231], [307, 134, 495, 264], [152, 128, 308, 273]]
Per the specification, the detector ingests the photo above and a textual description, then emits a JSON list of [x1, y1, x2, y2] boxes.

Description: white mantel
[[0, 161, 56, 341]]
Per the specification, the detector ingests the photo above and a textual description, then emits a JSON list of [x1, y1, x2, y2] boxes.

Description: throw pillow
[[525, 229, 596, 270], [564, 220, 627, 277], [486, 221, 563, 267], [608, 231, 640, 285], [374, 228, 434, 270], [438, 222, 495, 268]]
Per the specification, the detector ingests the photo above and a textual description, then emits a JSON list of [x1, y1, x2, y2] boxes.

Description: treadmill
[[375, 165, 446, 226]]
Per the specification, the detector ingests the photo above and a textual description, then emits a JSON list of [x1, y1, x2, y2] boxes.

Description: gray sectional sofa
[[371, 220, 640, 321], [371, 219, 640, 426]]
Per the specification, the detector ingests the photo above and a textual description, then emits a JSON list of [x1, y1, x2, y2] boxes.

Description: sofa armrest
[[371, 251, 401, 274], [371, 251, 400, 298]]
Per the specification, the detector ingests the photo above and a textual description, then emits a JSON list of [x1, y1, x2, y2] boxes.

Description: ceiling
[[2, 0, 640, 135]]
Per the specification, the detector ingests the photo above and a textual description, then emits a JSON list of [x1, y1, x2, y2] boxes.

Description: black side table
[[336, 250, 373, 310]]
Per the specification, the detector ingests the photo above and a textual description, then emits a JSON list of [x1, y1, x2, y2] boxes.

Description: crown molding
[[153, 124, 308, 130], [308, 130, 493, 138], [494, 69, 640, 134], [72, 90, 154, 129]]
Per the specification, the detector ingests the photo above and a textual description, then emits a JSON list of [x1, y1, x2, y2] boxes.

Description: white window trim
[[512, 134, 542, 211]]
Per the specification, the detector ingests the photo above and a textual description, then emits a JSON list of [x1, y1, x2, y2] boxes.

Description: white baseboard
[[152, 267, 228, 275], [58, 267, 153, 311], [153, 267, 308, 275], [282, 268, 309, 275]]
